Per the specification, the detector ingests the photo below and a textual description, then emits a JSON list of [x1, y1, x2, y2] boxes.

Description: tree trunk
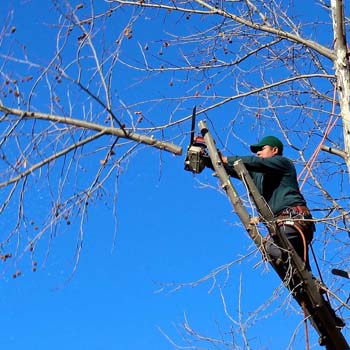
[[331, 0, 350, 172]]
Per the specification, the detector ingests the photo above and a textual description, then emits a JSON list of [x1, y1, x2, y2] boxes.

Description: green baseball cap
[[250, 136, 283, 154]]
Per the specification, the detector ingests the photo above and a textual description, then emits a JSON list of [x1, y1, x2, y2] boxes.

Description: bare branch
[[0, 104, 183, 155]]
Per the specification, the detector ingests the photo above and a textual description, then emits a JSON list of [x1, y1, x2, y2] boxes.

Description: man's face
[[256, 145, 279, 158]]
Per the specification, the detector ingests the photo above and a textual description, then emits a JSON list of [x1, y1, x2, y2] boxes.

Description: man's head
[[250, 136, 283, 158]]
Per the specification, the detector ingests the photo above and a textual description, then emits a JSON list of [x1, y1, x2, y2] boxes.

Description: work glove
[[202, 153, 214, 170]]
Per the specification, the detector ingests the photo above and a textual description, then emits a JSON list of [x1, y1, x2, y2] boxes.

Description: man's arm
[[224, 155, 290, 174]]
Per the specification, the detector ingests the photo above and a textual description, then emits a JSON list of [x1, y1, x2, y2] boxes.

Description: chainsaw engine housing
[[184, 138, 207, 173]]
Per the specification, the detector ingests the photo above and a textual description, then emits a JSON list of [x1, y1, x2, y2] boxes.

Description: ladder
[[198, 120, 349, 350]]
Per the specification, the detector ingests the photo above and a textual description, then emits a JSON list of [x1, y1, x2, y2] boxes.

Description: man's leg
[[280, 224, 311, 271]]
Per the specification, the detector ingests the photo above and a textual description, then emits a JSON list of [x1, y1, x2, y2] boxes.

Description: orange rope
[[298, 85, 339, 189], [302, 301, 310, 350], [293, 223, 310, 350], [278, 221, 309, 349], [278, 222, 308, 263], [296, 86, 339, 349], [293, 223, 308, 264]]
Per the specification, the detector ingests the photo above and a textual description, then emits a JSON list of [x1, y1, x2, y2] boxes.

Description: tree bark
[[331, 0, 350, 172], [0, 104, 183, 156]]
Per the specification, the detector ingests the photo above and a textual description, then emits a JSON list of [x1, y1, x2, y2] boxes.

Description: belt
[[279, 205, 311, 216]]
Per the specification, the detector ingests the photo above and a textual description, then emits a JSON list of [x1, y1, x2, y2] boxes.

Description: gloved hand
[[202, 153, 214, 170]]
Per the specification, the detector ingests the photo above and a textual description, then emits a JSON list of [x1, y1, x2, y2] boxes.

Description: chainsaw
[[184, 106, 209, 174]]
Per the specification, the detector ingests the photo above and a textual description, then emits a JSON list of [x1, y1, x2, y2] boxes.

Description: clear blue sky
[[0, 1, 347, 349]]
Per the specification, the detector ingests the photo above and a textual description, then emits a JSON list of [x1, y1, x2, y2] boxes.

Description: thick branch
[[320, 144, 347, 159], [112, 0, 335, 60], [194, 0, 335, 60], [0, 105, 183, 156], [331, 0, 350, 171]]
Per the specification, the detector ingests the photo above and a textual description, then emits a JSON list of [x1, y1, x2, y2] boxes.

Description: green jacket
[[226, 155, 307, 215]]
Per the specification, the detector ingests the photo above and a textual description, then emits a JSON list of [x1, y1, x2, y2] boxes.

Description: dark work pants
[[265, 224, 311, 271], [265, 224, 345, 328]]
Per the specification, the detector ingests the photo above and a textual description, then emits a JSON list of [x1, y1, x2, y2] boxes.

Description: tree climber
[[203, 135, 345, 329], [208, 136, 315, 271]]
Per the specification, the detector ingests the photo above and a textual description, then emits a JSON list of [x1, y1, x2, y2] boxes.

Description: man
[[213, 136, 349, 328], [218, 136, 315, 270], [206, 135, 347, 329]]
